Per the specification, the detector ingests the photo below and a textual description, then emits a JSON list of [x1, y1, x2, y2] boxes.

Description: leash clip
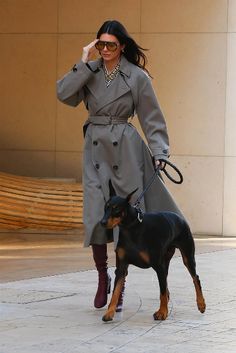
[[134, 205, 143, 223], [137, 211, 143, 223]]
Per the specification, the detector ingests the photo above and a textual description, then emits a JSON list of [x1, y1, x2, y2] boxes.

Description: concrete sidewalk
[[0, 246, 236, 353]]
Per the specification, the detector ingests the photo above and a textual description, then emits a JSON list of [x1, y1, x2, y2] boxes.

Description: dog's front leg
[[102, 255, 128, 322], [102, 277, 126, 322], [153, 265, 169, 320]]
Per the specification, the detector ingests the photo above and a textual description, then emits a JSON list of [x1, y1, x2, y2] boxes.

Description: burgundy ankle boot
[[92, 244, 111, 308]]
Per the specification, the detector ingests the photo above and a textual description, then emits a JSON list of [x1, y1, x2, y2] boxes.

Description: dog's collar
[[120, 207, 143, 229]]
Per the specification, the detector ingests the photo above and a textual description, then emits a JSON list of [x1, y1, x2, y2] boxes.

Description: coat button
[[72, 64, 77, 72], [163, 149, 168, 154], [113, 165, 118, 170], [93, 141, 98, 145], [113, 141, 118, 146], [95, 163, 100, 169]]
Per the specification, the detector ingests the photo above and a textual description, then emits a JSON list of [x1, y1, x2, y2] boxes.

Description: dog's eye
[[112, 206, 122, 216]]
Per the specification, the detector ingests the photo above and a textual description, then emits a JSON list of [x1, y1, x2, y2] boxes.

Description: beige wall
[[0, 0, 235, 236]]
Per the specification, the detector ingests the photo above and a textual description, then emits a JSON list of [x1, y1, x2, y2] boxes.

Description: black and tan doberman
[[100, 181, 206, 322]]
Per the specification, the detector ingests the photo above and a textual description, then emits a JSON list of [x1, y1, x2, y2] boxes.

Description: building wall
[[0, 0, 235, 236]]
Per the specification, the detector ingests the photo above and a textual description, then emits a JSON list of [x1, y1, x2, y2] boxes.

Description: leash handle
[[133, 160, 183, 209], [158, 159, 183, 185]]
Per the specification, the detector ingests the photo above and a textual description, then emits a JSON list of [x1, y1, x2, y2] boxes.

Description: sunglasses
[[95, 40, 119, 52]]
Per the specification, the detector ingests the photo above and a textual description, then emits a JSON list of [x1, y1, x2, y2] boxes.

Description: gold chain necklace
[[103, 62, 120, 87]]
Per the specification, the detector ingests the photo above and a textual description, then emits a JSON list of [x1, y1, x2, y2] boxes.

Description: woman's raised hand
[[82, 39, 99, 63]]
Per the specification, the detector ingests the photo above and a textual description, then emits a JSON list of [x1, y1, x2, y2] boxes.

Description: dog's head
[[100, 180, 138, 229]]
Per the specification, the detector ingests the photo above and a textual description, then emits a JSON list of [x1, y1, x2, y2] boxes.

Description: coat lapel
[[86, 56, 131, 114]]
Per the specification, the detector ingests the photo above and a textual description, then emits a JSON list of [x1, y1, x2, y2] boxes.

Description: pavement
[[0, 234, 236, 353]]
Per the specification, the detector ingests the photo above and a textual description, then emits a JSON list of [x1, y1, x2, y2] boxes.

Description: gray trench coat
[[57, 55, 183, 247]]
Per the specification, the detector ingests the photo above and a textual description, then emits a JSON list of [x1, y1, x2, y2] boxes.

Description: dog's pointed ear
[[126, 187, 138, 203], [109, 179, 116, 197]]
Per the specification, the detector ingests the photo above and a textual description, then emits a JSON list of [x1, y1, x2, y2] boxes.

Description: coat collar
[[119, 55, 132, 77], [86, 55, 132, 113]]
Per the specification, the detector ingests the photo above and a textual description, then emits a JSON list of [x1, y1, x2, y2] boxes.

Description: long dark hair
[[97, 20, 151, 76]]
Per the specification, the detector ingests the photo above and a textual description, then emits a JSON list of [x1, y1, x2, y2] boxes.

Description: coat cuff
[[154, 155, 169, 162], [152, 148, 169, 161]]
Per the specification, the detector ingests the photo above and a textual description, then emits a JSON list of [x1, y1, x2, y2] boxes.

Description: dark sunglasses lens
[[106, 42, 117, 51], [95, 41, 104, 50]]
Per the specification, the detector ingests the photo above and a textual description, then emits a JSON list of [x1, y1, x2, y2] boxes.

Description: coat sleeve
[[135, 73, 170, 161], [57, 61, 94, 107]]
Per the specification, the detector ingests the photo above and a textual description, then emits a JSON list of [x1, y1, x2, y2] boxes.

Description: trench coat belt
[[88, 115, 129, 125]]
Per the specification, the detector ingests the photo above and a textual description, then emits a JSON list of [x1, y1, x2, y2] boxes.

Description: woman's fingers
[[82, 39, 99, 63]]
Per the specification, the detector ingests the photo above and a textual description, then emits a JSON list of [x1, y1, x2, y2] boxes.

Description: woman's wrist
[[81, 52, 88, 63], [154, 155, 169, 162]]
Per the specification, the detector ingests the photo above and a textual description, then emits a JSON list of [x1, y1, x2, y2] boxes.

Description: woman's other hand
[[82, 39, 99, 63]]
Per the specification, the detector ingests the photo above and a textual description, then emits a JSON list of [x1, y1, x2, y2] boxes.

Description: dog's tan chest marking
[[117, 247, 126, 260], [139, 251, 150, 264]]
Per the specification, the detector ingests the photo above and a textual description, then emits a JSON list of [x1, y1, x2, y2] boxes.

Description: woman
[[57, 20, 182, 312]]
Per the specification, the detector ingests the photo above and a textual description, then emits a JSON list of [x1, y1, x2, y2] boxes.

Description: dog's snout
[[100, 218, 107, 227]]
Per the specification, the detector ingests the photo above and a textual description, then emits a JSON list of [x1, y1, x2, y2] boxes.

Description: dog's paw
[[197, 299, 206, 313], [102, 311, 114, 322], [153, 309, 168, 321]]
